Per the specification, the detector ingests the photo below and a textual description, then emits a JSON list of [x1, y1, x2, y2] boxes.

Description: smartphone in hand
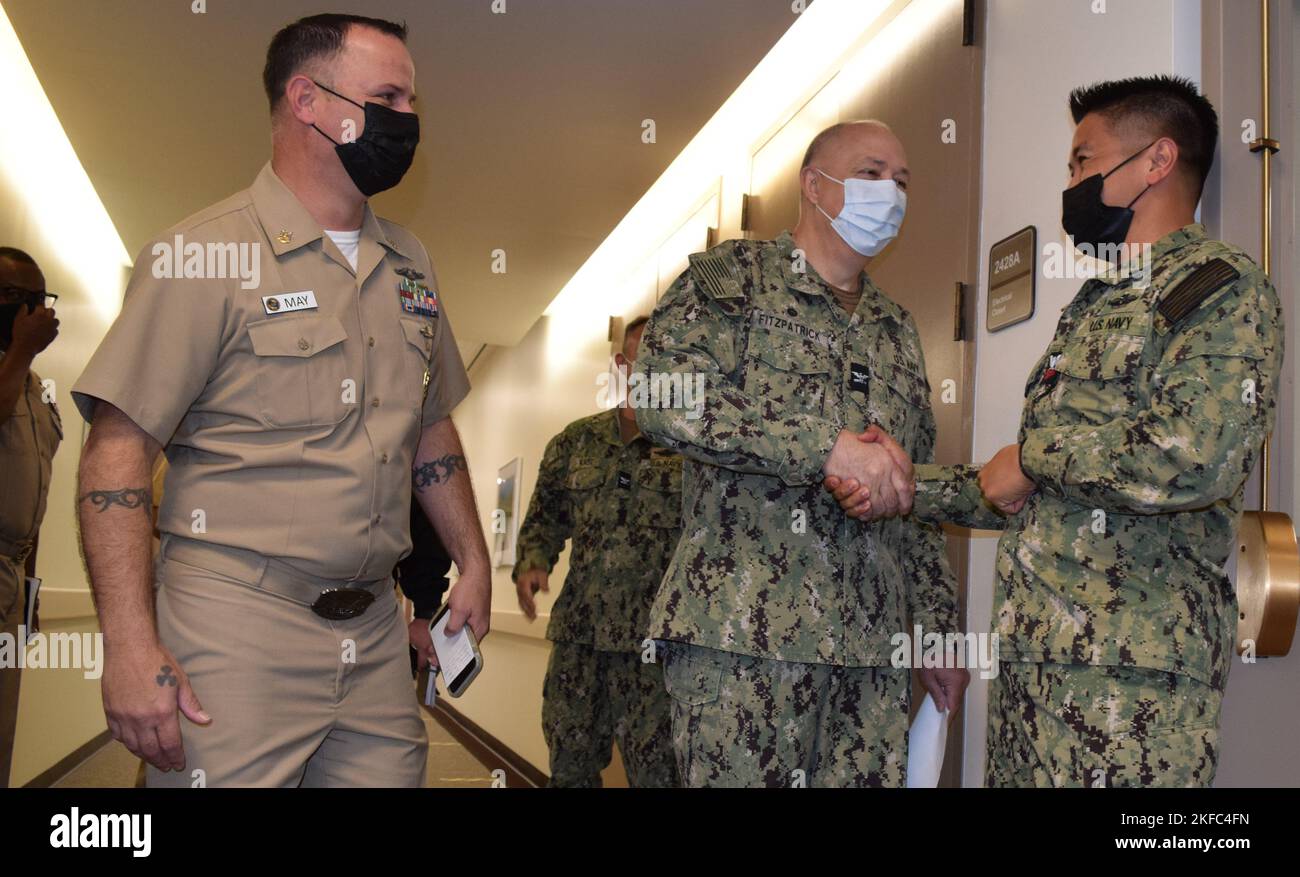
[[429, 602, 484, 698]]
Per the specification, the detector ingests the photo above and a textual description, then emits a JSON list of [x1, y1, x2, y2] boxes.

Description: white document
[[906, 693, 949, 788]]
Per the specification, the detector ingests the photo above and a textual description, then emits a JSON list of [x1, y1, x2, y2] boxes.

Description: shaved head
[[801, 120, 895, 170]]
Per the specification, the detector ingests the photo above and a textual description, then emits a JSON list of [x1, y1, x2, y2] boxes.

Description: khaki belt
[[160, 535, 390, 620], [0, 536, 34, 565]]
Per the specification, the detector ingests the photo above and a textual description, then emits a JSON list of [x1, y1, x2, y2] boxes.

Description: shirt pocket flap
[[248, 314, 348, 359], [888, 361, 930, 408], [1055, 332, 1145, 381], [567, 464, 608, 490], [750, 332, 832, 375], [399, 316, 435, 353]]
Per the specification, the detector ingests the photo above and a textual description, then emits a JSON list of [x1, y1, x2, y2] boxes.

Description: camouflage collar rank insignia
[[1157, 258, 1239, 326], [395, 266, 425, 282]]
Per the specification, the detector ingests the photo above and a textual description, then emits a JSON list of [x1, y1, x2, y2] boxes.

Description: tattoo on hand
[[156, 665, 177, 687], [80, 487, 150, 513], [413, 454, 467, 491]]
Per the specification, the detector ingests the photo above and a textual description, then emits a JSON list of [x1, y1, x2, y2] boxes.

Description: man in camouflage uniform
[[829, 77, 1283, 787], [513, 317, 681, 787], [634, 122, 966, 788]]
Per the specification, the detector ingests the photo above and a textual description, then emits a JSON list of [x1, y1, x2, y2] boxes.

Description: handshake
[[821, 428, 1037, 522], [821, 426, 914, 522]]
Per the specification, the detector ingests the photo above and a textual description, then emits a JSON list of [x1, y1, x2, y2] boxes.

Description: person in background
[[0, 246, 61, 788], [398, 496, 453, 676], [513, 316, 682, 788]]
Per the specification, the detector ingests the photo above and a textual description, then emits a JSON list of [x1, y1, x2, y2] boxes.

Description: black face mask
[[312, 81, 420, 197], [1061, 141, 1156, 255]]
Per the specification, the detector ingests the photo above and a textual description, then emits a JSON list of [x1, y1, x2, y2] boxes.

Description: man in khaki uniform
[[0, 247, 61, 787], [73, 13, 491, 787]]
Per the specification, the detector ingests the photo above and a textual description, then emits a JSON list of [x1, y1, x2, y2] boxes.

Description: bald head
[[802, 120, 903, 172]]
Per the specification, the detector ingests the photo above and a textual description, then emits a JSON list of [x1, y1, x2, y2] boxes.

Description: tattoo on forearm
[[413, 454, 467, 491], [80, 487, 150, 513]]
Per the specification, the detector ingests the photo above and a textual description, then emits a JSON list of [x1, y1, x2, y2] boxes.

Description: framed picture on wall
[[492, 457, 522, 568]]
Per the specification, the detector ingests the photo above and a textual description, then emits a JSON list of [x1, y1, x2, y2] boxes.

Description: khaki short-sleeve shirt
[[0, 361, 63, 547], [72, 162, 470, 581]]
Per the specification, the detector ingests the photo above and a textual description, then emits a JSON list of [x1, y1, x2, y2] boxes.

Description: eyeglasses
[[0, 286, 57, 308]]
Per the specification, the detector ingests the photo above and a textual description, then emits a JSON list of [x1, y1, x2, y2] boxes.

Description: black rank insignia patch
[[849, 362, 870, 393], [1157, 258, 1239, 325]]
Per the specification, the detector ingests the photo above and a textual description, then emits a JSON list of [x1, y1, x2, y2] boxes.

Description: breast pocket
[[635, 458, 683, 530], [743, 331, 832, 418], [398, 316, 435, 414], [565, 458, 609, 538], [246, 314, 350, 428], [865, 349, 930, 450], [1052, 330, 1147, 424]]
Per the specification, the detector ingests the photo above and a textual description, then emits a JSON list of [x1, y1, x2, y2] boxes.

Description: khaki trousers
[[147, 536, 427, 787], [0, 556, 23, 788]]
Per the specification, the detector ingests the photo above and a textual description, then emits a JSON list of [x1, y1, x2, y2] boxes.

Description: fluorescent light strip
[[0, 2, 131, 319], [544, 0, 902, 320]]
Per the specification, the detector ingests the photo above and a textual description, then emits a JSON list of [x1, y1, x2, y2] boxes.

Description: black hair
[[263, 13, 408, 111], [1069, 75, 1218, 196], [0, 247, 37, 266]]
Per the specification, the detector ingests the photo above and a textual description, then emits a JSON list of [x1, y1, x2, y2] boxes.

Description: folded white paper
[[906, 693, 948, 788]]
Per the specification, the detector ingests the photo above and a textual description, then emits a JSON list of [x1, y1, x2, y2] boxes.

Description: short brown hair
[[263, 13, 408, 112], [623, 315, 651, 355]]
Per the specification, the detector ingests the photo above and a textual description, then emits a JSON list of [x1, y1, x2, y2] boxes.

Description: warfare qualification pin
[[395, 266, 425, 281]]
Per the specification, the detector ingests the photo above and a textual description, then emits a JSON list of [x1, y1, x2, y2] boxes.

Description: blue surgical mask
[[815, 170, 907, 257]]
